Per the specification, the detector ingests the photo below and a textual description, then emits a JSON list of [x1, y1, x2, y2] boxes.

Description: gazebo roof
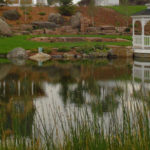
[[132, 3, 150, 17], [132, 9, 150, 17]]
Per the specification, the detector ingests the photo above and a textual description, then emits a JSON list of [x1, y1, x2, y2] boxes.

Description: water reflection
[[1, 58, 148, 140]]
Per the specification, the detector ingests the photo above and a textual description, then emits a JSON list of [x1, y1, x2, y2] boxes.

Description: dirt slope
[[0, 6, 130, 27]]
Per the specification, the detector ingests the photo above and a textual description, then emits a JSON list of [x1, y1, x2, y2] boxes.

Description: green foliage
[[57, 46, 70, 52], [76, 44, 109, 54], [58, 5, 76, 16], [59, 0, 72, 5], [125, 27, 130, 32], [95, 44, 109, 51], [47, 0, 56, 5], [58, 0, 76, 16], [38, 12, 46, 16], [43, 47, 52, 53], [0, 0, 4, 3]]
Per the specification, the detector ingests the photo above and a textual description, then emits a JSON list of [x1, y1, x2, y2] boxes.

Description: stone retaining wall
[[31, 37, 130, 43]]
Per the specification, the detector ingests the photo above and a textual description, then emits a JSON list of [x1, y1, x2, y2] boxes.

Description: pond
[[0, 58, 150, 149]]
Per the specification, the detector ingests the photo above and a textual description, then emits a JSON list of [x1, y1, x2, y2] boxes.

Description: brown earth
[[0, 6, 131, 27], [79, 6, 131, 27]]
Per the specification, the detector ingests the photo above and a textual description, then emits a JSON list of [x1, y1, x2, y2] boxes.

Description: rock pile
[[9, 12, 131, 36]]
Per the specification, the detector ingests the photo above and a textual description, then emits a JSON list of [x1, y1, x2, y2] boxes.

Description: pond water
[[0, 58, 149, 144]]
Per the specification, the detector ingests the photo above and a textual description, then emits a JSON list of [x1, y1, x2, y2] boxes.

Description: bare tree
[[87, 0, 105, 27], [121, 0, 129, 27]]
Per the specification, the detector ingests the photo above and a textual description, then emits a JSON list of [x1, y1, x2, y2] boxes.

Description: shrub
[[57, 47, 70, 52], [94, 45, 109, 51], [38, 12, 46, 16], [43, 47, 52, 53], [3, 10, 21, 20], [58, 0, 76, 16], [125, 27, 130, 32], [59, 5, 76, 16], [77, 44, 109, 54], [76, 45, 94, 54]]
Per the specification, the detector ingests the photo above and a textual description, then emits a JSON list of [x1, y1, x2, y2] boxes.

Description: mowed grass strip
[[0, 35, 132, 54], [108, 5, 146, 16]]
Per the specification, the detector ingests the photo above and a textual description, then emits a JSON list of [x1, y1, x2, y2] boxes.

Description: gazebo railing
[[144, 36, 150, 47], [133, 35, 142, 47], [134, 65, 150, 81], [133, 35, 150, 47]]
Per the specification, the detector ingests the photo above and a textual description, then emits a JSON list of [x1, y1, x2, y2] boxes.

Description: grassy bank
[[109, 5, 146, 16], [0, 35, 132, 54]]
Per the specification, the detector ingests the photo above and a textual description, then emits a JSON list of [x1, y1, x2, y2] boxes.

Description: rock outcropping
[[48, 13, 64, 25], [70, 12, 82, 28], [0, 18, 12, 36]]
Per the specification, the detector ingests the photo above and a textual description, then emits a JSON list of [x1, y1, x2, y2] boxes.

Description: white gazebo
[[132, 3, 150, 56]]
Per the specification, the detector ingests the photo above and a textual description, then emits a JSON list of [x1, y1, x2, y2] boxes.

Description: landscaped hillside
[[0, 5, 147, 28], [0, 6, 131, 27]]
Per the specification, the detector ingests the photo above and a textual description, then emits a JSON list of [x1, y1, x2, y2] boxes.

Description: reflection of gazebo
[[132, 4, 150, 55], [133, 61, 150, 82], [133, 60, 150, 95]]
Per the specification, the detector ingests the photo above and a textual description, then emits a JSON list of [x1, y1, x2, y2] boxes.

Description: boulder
[[21, 24, 33, 31], [89, 52, 108, 58], [29, 52, 51, 62], [32, 21, 58, 29], [115, 27, 127, 33], [3, 10, 21, 20], [0, 19, 12, 36], [107, 46, 133, 58], [7, 47, 27, 58], [100, 26, 115, 30], [51, 54, 63, 59], [63, 53, 75, 58], [70, 12, 82, 29], [48, 13, 64, 25]]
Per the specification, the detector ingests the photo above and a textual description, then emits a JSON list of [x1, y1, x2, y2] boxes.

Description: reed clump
[[1, 96, 150, 150]]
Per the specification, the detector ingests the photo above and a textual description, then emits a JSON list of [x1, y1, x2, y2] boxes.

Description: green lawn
[[108, 5, 146, 16], [0, 35, 132, 54]]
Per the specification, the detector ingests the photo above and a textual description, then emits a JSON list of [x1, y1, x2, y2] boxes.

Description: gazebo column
[[132, 19, 135, 47], [141, 19, 146, 49], [132, 19, 135, 37]]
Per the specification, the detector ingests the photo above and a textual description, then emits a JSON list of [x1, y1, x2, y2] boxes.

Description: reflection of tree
[[0, 96, 35, 139], [70, 81, 86, 106], [90, 95, 119, 116], [0, 77, 44, 139], [89, 86, 122, 115], [59, 74, 121, 115], [59, 75, 75, 105]]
